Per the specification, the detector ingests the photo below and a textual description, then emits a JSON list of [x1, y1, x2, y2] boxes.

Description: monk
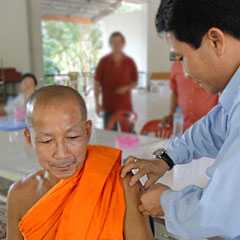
[[6, 86, 154, 240]]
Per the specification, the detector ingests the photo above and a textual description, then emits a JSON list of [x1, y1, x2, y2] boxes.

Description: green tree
[[116, 2, 143, 13], [42, 21, 103, 86]]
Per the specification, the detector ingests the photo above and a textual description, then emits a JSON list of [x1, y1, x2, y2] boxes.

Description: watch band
[[153, 148, 175, 170]]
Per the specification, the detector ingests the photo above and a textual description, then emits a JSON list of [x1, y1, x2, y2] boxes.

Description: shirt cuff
[[166, 137, 190, 165], [166, 140, 180, 165], [160, 189, 184, 237], [160, 189, 180, 219]]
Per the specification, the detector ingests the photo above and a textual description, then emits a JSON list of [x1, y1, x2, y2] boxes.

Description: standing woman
[[94, 32, 138, 130]]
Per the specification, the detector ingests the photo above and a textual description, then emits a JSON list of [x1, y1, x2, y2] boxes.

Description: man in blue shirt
[[122, 0, 240, 239]]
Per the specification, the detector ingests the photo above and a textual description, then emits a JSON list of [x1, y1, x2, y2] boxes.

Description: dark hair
[[109, 31, 126, 44], [21, 73, 38, 86], [156, 0, 240, 49]]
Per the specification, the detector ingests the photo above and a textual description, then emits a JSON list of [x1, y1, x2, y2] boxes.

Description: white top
[[4, 94, 25, 116]]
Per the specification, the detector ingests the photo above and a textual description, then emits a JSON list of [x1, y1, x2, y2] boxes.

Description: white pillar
[[26, 0, 44, 83], [147, 0, 171, 73], [0, 0, 31, 72]]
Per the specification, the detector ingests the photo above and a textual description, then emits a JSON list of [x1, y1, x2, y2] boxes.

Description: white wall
[[27, 0, 44, 80], [99, 1, 171, 73], [100, 5, 148, 72], [0, 0, 43, 80], [0, 0, 31, 72], [147, 0, 171, 73]]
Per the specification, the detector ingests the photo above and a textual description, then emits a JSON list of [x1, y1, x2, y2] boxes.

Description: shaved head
[[26, 85, 87, 127]]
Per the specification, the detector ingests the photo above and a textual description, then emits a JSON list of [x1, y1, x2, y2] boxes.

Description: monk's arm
[[7, 184, 24, 240], [123, 175, 154, 240]]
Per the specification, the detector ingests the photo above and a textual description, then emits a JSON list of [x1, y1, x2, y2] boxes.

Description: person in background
[[156, 53, 218, 138], [94, 32, 138, 130], [19, 73, 38, 101], [4, 73, 38, 118]]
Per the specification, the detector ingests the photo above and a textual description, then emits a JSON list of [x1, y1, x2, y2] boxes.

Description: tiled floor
[[0, 177, 11, 239], [0, 177, 12, 197], [0, 201, 6, 240]]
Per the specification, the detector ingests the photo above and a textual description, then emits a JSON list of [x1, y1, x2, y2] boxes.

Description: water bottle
[[172, 107, 183, 137], [172, 107, 184, 179]]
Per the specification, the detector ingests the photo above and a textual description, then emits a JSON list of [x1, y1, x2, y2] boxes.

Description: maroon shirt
[[95, 54, 138, 112]]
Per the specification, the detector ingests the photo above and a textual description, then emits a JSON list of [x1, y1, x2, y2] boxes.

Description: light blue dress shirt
[[162, 68, 240, 240]]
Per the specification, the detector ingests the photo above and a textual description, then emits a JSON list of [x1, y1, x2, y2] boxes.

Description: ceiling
[[41, 0, 147, 23], [42, 0, 121, 23]]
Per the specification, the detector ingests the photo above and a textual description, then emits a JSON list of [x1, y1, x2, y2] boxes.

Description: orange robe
[[19, 145, 125, 240]]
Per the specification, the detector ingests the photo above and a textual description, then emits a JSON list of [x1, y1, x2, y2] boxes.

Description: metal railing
[[44, 71, 150, 96]]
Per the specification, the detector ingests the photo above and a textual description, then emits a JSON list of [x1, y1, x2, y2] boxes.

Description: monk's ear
[[85, 120, 92, 142], [24, 128, 32, 146]]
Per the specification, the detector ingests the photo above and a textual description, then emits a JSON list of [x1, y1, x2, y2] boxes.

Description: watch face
[[153, 148, 166, 157]]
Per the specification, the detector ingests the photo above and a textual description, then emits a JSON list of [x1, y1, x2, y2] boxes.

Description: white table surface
[[0, 128, 214, 191]]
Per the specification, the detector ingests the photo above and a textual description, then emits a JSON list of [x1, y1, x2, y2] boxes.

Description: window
[[116, 2, 143, 13]]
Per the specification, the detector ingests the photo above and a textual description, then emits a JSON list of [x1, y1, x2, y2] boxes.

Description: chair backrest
[[140, 119, 163, 136], [0, 68, 21, 82], [106, 111, 137, 133]]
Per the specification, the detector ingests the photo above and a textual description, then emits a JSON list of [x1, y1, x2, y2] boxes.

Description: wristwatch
[[152, 148, 175, 170]]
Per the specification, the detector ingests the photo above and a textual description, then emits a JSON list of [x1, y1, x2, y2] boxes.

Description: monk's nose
[[54, 140, 69, 159]]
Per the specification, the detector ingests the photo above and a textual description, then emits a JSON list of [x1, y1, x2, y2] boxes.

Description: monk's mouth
[[51, 160, 76, 170]]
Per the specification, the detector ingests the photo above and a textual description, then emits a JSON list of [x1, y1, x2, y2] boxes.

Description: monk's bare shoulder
[[7, 170, 46, 218], [122, 174, 154, 240], [8, 170, 45, 198], [122, 174, 142, 200]]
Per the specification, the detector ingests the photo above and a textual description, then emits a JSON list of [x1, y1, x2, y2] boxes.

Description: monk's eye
[[67, 136, 81, 140], [38, 139, 52, 144]]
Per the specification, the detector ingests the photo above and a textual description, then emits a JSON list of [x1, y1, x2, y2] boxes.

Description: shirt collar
[[220, 68, 240, 112]]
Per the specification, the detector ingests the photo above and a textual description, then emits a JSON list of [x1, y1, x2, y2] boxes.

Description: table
[[0, 128, 214, 191], [0, 117, 27, 131]]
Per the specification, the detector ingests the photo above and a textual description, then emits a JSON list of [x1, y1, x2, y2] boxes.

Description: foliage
[[42, 21, 103, 77], [116, 2, 143, 13]]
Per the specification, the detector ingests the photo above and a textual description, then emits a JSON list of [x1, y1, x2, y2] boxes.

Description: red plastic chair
[[140, 119, 173, 137], [0, 104, 6, 117], [106, 111, 137, 133]]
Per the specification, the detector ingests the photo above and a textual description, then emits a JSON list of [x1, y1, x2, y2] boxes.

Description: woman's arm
[[94, 80, 103, 115]]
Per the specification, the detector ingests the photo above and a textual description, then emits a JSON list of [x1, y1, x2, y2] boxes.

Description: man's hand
[[121, 157, 170, 189], [156, 115, 173, 139], [115, 85, 131, 95], [96, 104, 103, 116], [139, 183, 170, 218]]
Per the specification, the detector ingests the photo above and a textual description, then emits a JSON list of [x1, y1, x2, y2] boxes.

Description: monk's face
[[25, 99, 92, 180]]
